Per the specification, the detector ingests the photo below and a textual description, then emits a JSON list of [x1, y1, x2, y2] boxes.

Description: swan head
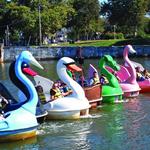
[[57, 57, 82, 73], [57, 57, 82, 88], [57, 57, 87, 100], [125, 45, 136, 54], [103, 55, 120, 71], [21, 62, 38, 76], [17, 51, 43, 70]]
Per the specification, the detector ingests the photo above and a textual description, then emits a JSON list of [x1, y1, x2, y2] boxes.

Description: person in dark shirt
[[78, 75, 88, 87]]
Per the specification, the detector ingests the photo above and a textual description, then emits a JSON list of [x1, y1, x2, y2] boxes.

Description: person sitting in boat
[[100, 74, 108, 85], [61, 82, 72, 96], [50, 81, 64, 100], [78, 75, 88, 87], [89, 71, 100, 86], [35, 85, 47, 104], [143, 69, 150, 79], [135, 67, 145, 81]]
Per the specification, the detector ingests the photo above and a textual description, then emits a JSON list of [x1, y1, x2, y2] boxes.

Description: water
[[0, 57, 150, 150]]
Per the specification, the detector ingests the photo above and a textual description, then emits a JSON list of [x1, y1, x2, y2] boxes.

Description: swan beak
[[67, 64, 82, 72], [131, 48, 136, 54], [23, 68, 37, 76], [30, 56, 44, 70], [129, 45, 136, 54]]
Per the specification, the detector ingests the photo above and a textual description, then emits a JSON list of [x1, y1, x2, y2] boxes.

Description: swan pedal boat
[[35, 57, 91, 120], [121, 60, 150, 93], [0, 51, 43, 142], [106, 45, 140, 98], [2, 61, 48, 124], [98, 55, 123, 103]]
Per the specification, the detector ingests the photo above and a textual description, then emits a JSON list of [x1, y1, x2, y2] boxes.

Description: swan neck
[[99, 58, 119, 88], [123, 47, 136, 83], [15, 58, 38, 114], [57, 65, 85, 99]]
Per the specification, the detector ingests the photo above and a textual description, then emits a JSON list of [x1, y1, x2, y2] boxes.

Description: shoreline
[[1, 45, 150, 62]]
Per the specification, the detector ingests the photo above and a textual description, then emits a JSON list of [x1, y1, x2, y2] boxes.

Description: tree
[[68, 0, 101, 40], [0, 0, 74, 45], [144, 17, 150, 34], [0, 2, 37, 45], [101, 0, 148, 37]]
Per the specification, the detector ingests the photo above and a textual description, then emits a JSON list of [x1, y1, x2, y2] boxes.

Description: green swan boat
[[99, 55, 123, 103]]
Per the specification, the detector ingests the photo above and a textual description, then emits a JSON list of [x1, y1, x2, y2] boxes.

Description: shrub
[[101, 32, 124, 39]]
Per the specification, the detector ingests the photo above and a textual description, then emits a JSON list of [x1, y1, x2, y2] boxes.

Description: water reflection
[[36, 119, 95, 150], [0, 137, 37, 149], [0, 63, 8, 80]]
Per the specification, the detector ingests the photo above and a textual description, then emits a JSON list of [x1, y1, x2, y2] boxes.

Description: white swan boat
[[43, 57, 91, 119]]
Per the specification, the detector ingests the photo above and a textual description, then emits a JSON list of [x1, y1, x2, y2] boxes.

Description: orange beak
[[67, 64, 82, 72]]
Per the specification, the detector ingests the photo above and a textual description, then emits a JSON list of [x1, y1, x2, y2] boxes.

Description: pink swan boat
[[124, 60, 150, 93], [107, 45, 141, 98]]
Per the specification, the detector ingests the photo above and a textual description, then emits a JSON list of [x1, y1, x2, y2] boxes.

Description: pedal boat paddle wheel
[[0, 51, 43, 142]]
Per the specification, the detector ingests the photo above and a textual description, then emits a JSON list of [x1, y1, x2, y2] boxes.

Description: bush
[[101, 32, 124, 39]]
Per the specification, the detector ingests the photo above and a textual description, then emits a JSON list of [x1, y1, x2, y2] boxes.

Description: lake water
[[0, 57, 150, 150]]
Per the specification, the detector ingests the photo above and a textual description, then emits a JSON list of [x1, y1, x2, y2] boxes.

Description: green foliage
[[0, 0, 149, 45], [101, 32, 124, 39], [101, 0, 148, 36], [58, 38, 150, 47], [143, 18, 150, 34], [0, 0, 74, 45], [68, 0, 102, 40]]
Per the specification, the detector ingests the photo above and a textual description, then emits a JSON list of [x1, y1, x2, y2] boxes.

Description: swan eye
[[63, 62, 75, 66]]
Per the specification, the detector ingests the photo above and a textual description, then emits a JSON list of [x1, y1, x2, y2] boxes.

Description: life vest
[[100, 76, 108, 84], [137, 72, 143, 78], [38, 93, 46, 104], [52, 88, 63, 99], [93, 77, 100, 85]]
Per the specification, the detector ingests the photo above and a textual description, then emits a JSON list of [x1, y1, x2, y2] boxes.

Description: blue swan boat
[[0, 51, 43, 142]]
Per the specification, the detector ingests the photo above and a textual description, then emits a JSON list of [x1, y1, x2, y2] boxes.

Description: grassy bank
[[55, 38, 150, 47]]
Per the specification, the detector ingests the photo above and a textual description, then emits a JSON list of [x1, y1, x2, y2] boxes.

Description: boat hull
[[84, 84, 102, 108], [46, 109, 89, 120], [120, 83, 140, 98], [102, 94, 123, 103], [0, 127, 37, 143], [123, 91, 139, 98], [102, 85, 123, 103], [140, 86, 150, 93], [138, 79, 150, 93]]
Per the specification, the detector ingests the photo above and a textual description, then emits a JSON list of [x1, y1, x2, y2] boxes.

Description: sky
[[99, 0, 107, 3]]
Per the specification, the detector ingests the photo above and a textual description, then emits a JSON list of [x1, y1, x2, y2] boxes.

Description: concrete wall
[[3, 45, 150, 62]]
